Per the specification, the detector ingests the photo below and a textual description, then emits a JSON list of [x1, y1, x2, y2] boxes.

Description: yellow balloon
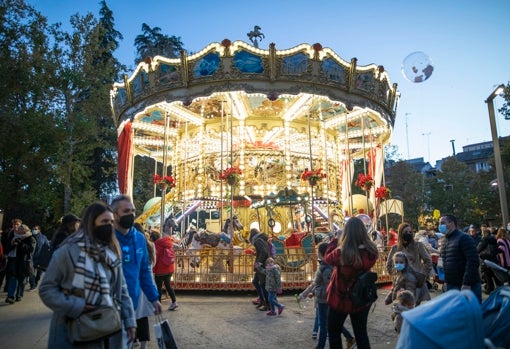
[[433, 209, 440, 219]]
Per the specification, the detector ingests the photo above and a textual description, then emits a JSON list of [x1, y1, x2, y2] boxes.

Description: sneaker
[[251, 298, 261, 305], [266, 311, 277, 316], [345, 337, 356, 349], [168, 302, 178, 311], [15, 297, 22, 302], [312, 332, 317, 339], [5, 297, 14, 304], [277, 305, 285, 315]]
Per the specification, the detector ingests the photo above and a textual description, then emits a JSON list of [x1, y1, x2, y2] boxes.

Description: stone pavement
[[0, 285, 412, 349]]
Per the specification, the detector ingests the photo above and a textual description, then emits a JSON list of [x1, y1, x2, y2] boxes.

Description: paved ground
[[0, 284, 406, 349]]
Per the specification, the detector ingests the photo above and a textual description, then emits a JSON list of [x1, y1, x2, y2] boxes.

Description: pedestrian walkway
[[0, 286, 402, 349]]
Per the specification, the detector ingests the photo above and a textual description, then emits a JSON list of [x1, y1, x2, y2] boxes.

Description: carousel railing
[[172, 246, 392, 291]]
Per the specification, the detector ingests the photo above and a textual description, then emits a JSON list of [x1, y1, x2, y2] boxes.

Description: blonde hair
[[265, 257, 275, 266], [496, 227, 508, 240]]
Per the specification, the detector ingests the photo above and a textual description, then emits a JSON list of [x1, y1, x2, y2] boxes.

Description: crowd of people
[[0, 195, 179, 348], [2, 204, 510, 348], [250, 214, 510, 349]]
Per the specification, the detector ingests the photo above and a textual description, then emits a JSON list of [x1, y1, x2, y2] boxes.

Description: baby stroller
[[482, 285, 510, 348], [483, 259, 510, 286], [397, 289, 483, 348], [431, 253, 445, 291], [397, 286, 510, 348]]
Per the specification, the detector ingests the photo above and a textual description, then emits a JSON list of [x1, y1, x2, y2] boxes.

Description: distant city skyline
[[27, 0, 510, 164]]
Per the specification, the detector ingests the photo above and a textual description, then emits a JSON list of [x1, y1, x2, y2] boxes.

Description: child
[[391, 290, 415, 334], [385, 251, 425, 306], [257, 257, 284, 316], [298, 243, 355, 349]]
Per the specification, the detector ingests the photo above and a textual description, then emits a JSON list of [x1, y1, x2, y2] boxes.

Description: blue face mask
[[438, 224, 448, 234], [394, 263, 405, 271]]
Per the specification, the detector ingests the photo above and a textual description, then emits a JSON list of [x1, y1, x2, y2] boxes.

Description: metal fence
[[172, 247, 392, 291]]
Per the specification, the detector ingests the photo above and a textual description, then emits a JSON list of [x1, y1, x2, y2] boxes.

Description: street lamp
[[486, 84, 508, 225]]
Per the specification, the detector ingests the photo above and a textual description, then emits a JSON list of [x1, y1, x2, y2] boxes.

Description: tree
[[497, 82, 510, 120], [87, 0, 125, 199], [0, 1, 124, 229], [384, 160, 424, 228], [134, 23, 184, 63], [0, 0, 63, 226], [427, 157, 475, 228]]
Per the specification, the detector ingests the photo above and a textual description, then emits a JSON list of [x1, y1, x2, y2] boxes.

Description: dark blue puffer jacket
[[440, 229, 481, 287]]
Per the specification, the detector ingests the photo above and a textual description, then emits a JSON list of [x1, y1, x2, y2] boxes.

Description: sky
[[27, 0, 510, 164]]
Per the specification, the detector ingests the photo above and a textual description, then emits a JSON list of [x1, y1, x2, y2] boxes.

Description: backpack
[[160, 246, 175, 267], [349, 271, 378, 307]]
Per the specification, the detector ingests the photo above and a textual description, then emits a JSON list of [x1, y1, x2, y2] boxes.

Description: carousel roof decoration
[[112, 36, 399, 221]]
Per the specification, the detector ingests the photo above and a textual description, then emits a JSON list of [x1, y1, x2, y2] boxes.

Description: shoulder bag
[[66, 249, 122, 344], [67, 304, 121, 344]]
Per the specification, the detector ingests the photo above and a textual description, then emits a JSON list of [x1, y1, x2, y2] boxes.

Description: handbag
[[67, 305, 121, 344], [154, 314, 178, 349], [24, 259, 35, 276]]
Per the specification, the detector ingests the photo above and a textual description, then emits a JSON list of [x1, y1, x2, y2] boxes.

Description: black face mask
[[403, 232, 413, 243], [94, 224, 113, 243], [118, 214, 135, 229]]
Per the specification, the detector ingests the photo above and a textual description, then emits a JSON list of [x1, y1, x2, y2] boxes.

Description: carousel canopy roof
[[111, 40, 399, 162]]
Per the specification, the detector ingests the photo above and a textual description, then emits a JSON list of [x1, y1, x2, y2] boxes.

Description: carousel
[[110, 31, 399, 290]]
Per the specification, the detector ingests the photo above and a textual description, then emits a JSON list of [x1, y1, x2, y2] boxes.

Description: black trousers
[[328, 305, 371, 349]]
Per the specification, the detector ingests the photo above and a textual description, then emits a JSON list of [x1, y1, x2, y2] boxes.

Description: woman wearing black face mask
[[385, 222, 432, 306], [39, 202, 137, 348]]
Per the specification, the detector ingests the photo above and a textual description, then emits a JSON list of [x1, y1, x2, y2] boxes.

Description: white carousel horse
[[224, 215, 249, 246]]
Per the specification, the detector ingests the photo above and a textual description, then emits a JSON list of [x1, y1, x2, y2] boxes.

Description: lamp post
[[486, 84, 508, 225]]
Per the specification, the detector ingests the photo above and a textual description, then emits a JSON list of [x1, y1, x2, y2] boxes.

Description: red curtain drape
[[117, 121, 132, 194]]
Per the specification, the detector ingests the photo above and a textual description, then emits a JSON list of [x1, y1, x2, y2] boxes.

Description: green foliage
[[497, 82, 510, 121], [384, 160, 424, 228], [134, 23, 184, 63], [0, 0, 121, 229], [132, 156, 159, 213]]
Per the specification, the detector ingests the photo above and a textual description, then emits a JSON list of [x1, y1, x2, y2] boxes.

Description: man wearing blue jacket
[[111, 195, 162, 347]]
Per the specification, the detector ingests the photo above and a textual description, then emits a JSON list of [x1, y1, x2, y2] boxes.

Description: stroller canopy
[[482, 286, 510, 348], [397, 289, 483, 349]]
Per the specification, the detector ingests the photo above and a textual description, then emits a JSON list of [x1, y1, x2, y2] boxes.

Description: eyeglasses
[[121, 246, 130, 263]]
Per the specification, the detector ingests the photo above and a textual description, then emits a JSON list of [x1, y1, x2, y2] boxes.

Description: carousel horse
[[223, 215, 249, 246], [163, 215, 178, 236], [247, 25, 264, 47], [182, 227, 243, 268]]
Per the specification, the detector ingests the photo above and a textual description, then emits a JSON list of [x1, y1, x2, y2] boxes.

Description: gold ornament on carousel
[[219, 167, 242, 186], [301, 168, 327, 186]]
